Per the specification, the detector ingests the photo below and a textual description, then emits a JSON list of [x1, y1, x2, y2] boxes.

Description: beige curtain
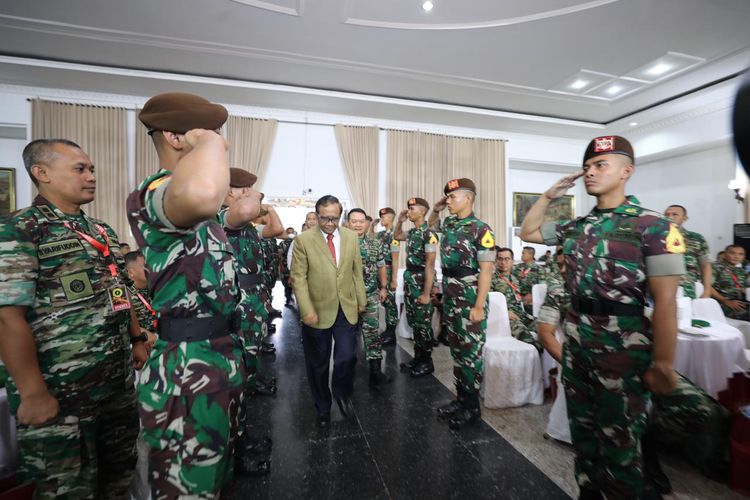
[[334, 125, 379, 215], [31, 99, 131, 245], [134, 111, 161, 188], [225, 115, 278, 189], [387, 129, 506, 243]]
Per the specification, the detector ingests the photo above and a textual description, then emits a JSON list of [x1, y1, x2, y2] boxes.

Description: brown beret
[[582, 135, 635, 165], [139, 92, 228, 134], [378, 207, 395, 217], [407, 197, 430, 210], [229, 168, 257, 188], [444, 178, 476, 195]]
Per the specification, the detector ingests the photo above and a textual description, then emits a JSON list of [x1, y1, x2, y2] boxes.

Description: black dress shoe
[[437, 332, 449, 346], [431, 339, 440, 347], [335, 397, 354, 418], [578, 486, 603, 500], [235, 454, 271, 477], [437, 400, 462, 419], [410, 359, 434, 378], [244, 436, 273, 455], [318, 412, 331, 428], [254, 380, 277, 396], [260, 344, 276, 354], [266, 323, 277, 334], [369, 359, 392, 387], [269, 309, 282, 319], [447, 408, 480, 430]]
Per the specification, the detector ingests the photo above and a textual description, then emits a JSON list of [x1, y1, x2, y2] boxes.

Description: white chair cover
[[726, 319, 750, 348], [696, 281, 705, 298], [676, 286, 684, 298], [532, 283, 547, 318], [691, 298, 727, 323], [0, 388, 18, 473], [483, 293, 544, 408], [676, 297, 692, 329], [378, 304, 386, 333], [397, 309, 441, 340]]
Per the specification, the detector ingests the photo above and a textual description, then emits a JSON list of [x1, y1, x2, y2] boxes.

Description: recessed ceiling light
[[422, 1, 434, 12], [570, 79, 588, 90], [606, 85, 622, 95], [647, 63, 673, 76], [629, 122, 638, 127]]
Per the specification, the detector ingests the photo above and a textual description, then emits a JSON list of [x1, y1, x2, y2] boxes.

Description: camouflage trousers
[[383, 267, 398, 327], [16, 387, 139, 499], [361, 292, 383, 361], [404, 270, 434, 354], [443, 277, 487, 395], [138, 336, 245, 499], [562, 314, 651, 499], [721, 300, 749, 321], [510, 308, 541, 353]]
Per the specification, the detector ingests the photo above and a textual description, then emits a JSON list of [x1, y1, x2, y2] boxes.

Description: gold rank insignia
[[391, 240, 400, 247], [625, 207, 637, 214], [666, 224, 686, 254], [480, 229, 495, 249], [148, 175, 172, 191], [429, 234, 438, 245]]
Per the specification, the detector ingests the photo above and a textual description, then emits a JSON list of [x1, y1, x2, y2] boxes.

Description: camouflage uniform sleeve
[[424, 229, 438, 253], [540, 221, 560, 246], [537, 285, 561, 326], [376, 239, 386, 268], [644, 219, 687, 277], [140, 175, 195, 235], [475, 224, 497, 262], [697, 233, 710, 265], [0, 213, 38, 306]]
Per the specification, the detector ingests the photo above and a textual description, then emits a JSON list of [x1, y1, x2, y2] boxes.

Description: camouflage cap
[[407, 197, 430, 210], [582, 135, 635, 165], [378, 207, 396, 217], [139, 92, 228, 134], [229, 168, 257, 188], [443, 178, 476, 195]]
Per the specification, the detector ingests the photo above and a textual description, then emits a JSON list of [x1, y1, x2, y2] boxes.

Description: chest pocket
[[596, 230, 642, 264], [37, 235, 99, 308]]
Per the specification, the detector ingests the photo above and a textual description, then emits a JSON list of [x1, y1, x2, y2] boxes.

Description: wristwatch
[[130, 332, 149, 345]]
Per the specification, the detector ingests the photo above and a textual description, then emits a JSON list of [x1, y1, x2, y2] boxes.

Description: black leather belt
[[238, 273, 262, 288], [406, 264, 425, 273], [570, 295, 644, 317], [158, 315, 233, 342], [442, 267, 477, 279]]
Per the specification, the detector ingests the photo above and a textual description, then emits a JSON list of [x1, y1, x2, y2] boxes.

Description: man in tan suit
[[291, 195, 366, 427]]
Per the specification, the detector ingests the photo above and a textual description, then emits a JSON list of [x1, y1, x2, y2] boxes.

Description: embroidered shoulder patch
[[666, 223, 686, 254], [148, 175, 171, 191], [428, 234, 438, 245], [480, 229, 495, 249]]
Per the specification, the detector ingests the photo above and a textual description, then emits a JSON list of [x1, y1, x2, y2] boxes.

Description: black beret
[[582, 135, 635, 165], [444, 178, 476, 195], [139, 92, 228, 134], [229, 168, 257, 188], [379, 207, 396, 217], [407, 197, 430, 210]]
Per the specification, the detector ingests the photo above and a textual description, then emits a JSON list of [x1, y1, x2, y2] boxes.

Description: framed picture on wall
[[513, 192, 574, 226], [0, 168, 15, 216]]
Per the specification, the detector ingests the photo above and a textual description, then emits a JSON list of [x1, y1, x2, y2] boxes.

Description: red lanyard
[[730, 270, 744, 291], [63, 221, 118, 278], [501, 275, 521, 300], [135, 291, 157, 328]]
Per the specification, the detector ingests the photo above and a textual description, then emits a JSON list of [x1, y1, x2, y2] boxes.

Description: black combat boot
[[381, 325, 397, 346], [410, 350, 434, 378], [642, 431, 671, 495], [401, 348, 422, 371], [577, 485, 603, 500], [369, 359, 392, 387], [448, 391, 480, 430], [437, 388, 464, 419]]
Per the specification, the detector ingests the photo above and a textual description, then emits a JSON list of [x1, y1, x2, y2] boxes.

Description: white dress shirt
[[320, 228, 340, 267]]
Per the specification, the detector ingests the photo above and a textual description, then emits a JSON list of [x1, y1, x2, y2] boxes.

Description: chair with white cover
[[695, 281, 704, 298], [691, 298, 727, 323], [531, 283, 547, 318], [482, 292, 544, 408], [397, 309, 441, 340], [395, 268, 406, 315], [546, 330, 571, 444]]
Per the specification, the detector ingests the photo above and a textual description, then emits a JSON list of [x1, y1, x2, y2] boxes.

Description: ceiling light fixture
[[569, 79, 588, 90], [606, 85, 622, 95], [422, 1, 434, 12], [629, 122, 638, 127], [647, 63, 673, 76]]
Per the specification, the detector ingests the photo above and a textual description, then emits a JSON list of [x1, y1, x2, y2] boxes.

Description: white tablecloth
[[0, 388, 18, 473], [674, 318, 750, 397]]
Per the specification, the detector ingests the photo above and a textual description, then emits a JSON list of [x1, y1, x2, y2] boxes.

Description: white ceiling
[[0, 0, 748, 125]]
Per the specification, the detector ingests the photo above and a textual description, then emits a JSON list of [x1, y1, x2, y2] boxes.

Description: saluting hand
[[544, 171, 584, 200], [184, 128, 228, 150], [17, 391, 59, 427], [433, 196, 448, 212], [469, 306, 484, 324], [398, 210, 408, 223]]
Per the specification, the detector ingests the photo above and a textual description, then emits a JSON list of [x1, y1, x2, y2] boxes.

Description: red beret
[[407, 197, 430, 210], [444, 178, 476, 195], [139, 92, 228, 134], [379, 207, 395, 217], [582, 136, 635, 165], [229, 168, 257, 188]]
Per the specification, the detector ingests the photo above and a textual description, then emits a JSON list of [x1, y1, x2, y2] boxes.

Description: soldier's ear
[[30, 164, 50, 185], [162, 131, 185, 151]]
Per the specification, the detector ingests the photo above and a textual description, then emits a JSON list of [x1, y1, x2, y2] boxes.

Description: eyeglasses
[[317, 216, 340, 224]]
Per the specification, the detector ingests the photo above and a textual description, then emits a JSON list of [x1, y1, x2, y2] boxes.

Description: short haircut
[[124, 250, 143, 266], [667, 204, 687, 215], [497, 247, 514, 258], [726, 244, 745, 252], [22, 139, 82, 186], [347, 208, 367, 221], [365, 216, 373, 222], [522, 246, 535, 256], [315, 195, 342, 215]]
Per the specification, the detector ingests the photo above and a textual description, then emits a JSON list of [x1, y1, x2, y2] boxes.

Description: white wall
[[628, 144, 740, 256]]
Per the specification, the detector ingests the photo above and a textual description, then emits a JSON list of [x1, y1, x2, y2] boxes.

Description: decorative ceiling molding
[[613, 98, 734, 137], [230, 0, 303, 17], [343, 0, 619, 31]]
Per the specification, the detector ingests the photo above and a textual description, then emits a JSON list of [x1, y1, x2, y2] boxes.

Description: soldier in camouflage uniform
[[664, 204, 712, 299], [512, 246, 542, 314], [348, 209, 391, 386], [0, 139, 141, 499], [374, 207, 400, 346], [126, 93, 245, 499], [428, 178, 496, 430], [278, 227, 297, 307], [521, 135, 685, 499], [491, 247, 541, 352], [393, 197, 438, 377], [711, 244, 749, 320]]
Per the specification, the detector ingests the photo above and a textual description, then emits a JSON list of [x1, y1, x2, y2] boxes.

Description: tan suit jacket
[[291, 227, 366, 329]]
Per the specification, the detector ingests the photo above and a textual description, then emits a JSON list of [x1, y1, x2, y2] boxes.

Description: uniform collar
[[589, 195, 641, 217], [33, 195, 88, 221]]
